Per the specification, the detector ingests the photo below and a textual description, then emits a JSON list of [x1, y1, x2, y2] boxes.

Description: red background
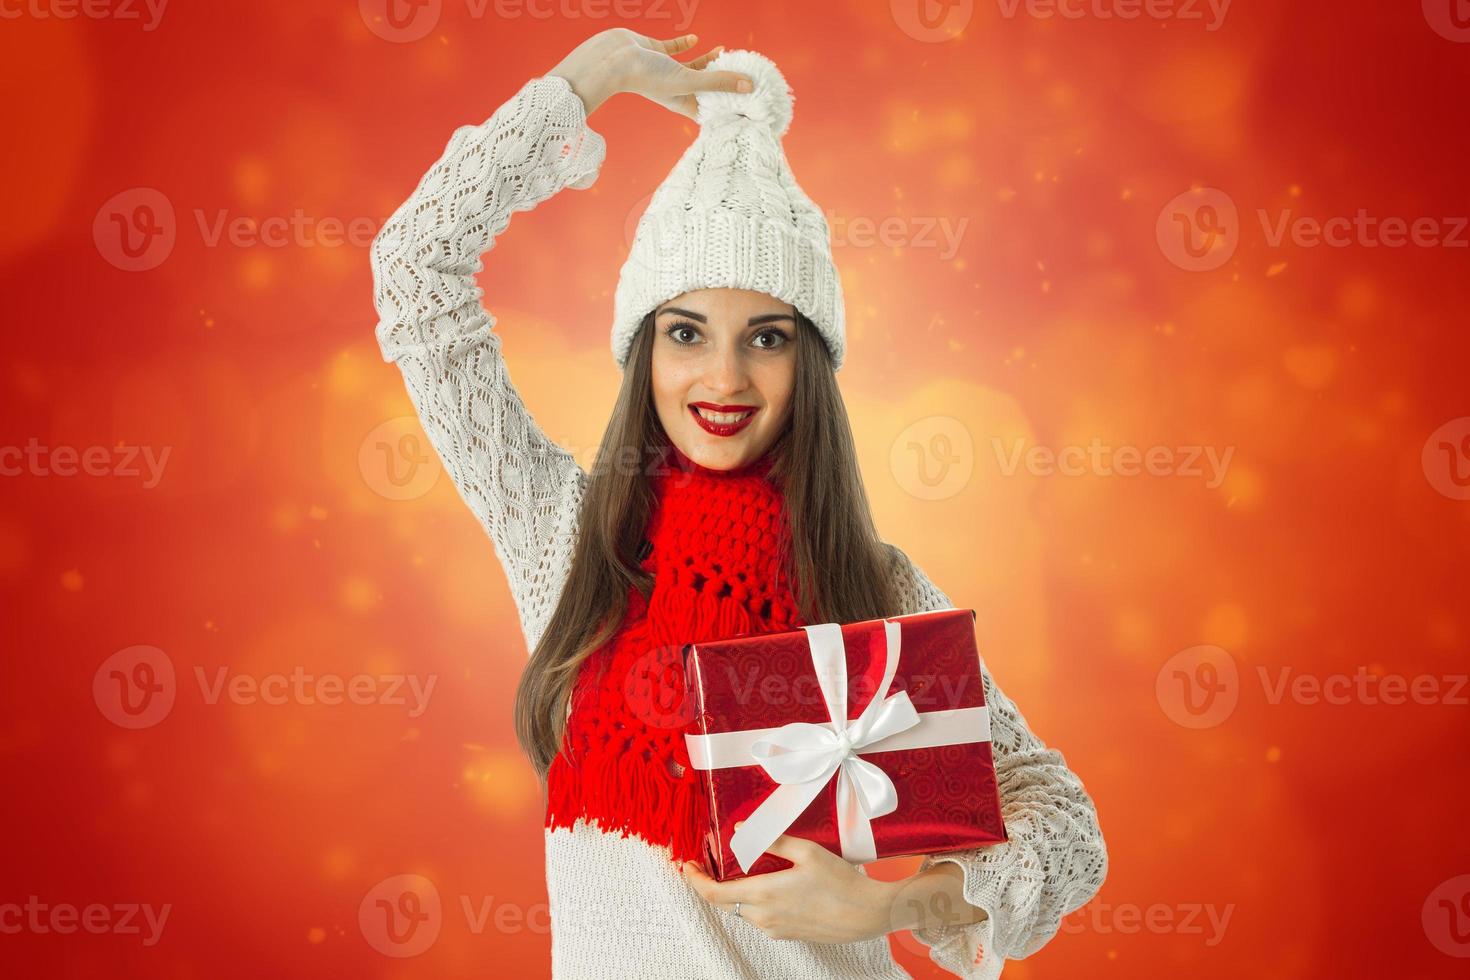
[[4, 1, 1469, 977]]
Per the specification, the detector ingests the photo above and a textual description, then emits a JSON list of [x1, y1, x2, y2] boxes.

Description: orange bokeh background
[[3, 1, 1469, 977]]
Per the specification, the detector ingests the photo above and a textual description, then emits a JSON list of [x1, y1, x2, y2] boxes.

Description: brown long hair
[[513, 306, 899, 781]]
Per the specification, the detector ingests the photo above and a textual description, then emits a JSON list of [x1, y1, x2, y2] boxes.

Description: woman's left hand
[[680, 827, 897, 944]]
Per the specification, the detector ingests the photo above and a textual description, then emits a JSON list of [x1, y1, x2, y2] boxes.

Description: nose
[[701, 339, 751, 397]]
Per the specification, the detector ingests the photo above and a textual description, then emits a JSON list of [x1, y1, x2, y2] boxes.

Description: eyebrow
[[656, 307, 795, 327]]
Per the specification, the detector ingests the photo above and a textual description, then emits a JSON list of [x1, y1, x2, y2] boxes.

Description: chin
[[692, 445, 739, 467], [687, 439, 751, 469]]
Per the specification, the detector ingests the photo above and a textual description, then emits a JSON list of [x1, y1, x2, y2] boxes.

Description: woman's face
[[650, 287, 798, 472]]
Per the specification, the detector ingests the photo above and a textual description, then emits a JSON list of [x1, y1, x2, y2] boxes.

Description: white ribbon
[[684, 617, 991, 873]]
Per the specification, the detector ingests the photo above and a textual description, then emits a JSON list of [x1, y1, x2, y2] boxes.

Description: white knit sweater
[[370, 73, 1108, 980]]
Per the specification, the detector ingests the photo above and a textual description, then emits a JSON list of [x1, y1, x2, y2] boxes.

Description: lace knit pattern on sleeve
[[370, 75, 605, 653]]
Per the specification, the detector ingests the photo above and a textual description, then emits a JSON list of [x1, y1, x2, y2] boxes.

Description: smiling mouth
[[689, 404, 759, 436], [692, 406, 756, 424]]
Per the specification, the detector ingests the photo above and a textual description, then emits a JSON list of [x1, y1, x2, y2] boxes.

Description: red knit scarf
[[544, 444, 806, 863]]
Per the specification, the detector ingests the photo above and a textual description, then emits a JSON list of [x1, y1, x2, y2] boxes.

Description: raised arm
[[371, 32, 755, 653], [886, 543, 1110, 979], [369, 73, 603, 651]]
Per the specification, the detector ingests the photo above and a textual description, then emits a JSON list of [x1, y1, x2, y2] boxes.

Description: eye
[[664, 321, 702, 345], [752, 329, 791, 350]]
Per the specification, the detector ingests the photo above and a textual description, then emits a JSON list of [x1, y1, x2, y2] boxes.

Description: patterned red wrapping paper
[[681, 607, 1008, 881]]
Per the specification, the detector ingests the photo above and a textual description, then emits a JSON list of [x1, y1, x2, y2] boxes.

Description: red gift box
[[682, 607, 1007, 881]]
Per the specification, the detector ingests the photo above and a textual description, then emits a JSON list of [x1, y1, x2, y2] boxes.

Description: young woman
[[370, 29, 1106, 979]]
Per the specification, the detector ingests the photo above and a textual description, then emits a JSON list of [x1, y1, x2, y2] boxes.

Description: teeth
[[696, 407, 754, 425]]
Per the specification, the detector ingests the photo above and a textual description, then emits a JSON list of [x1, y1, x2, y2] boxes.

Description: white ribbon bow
[[684, 616, 991, 873]]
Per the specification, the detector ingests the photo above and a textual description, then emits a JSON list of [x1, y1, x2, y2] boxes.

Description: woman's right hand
[[548, 29, 753, 119]]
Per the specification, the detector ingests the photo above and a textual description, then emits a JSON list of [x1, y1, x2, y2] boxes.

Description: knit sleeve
[[370, 74, 603, 652], [885, 544, 1109, 979]]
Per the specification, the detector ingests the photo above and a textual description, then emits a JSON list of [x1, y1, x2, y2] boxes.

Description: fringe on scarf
[[545, 574, 762, 865]]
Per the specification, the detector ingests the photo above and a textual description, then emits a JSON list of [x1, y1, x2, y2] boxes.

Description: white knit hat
[[609, 49, 846, 372]]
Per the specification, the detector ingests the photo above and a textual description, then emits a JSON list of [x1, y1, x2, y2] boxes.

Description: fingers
[[660, 46, 734, 119], [685, 44, 725, 70], [680, 860, 761, 907], [638, 31, 699, 54], [762, 833, 822, 864], [738, 821, 817, 865], [680, 65, 753, 94]]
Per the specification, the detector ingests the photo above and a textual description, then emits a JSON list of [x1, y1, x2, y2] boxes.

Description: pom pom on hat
[[694, 49, 794, 137]]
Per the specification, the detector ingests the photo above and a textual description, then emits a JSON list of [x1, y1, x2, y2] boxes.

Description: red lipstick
[[689, 402, 759, 437]]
